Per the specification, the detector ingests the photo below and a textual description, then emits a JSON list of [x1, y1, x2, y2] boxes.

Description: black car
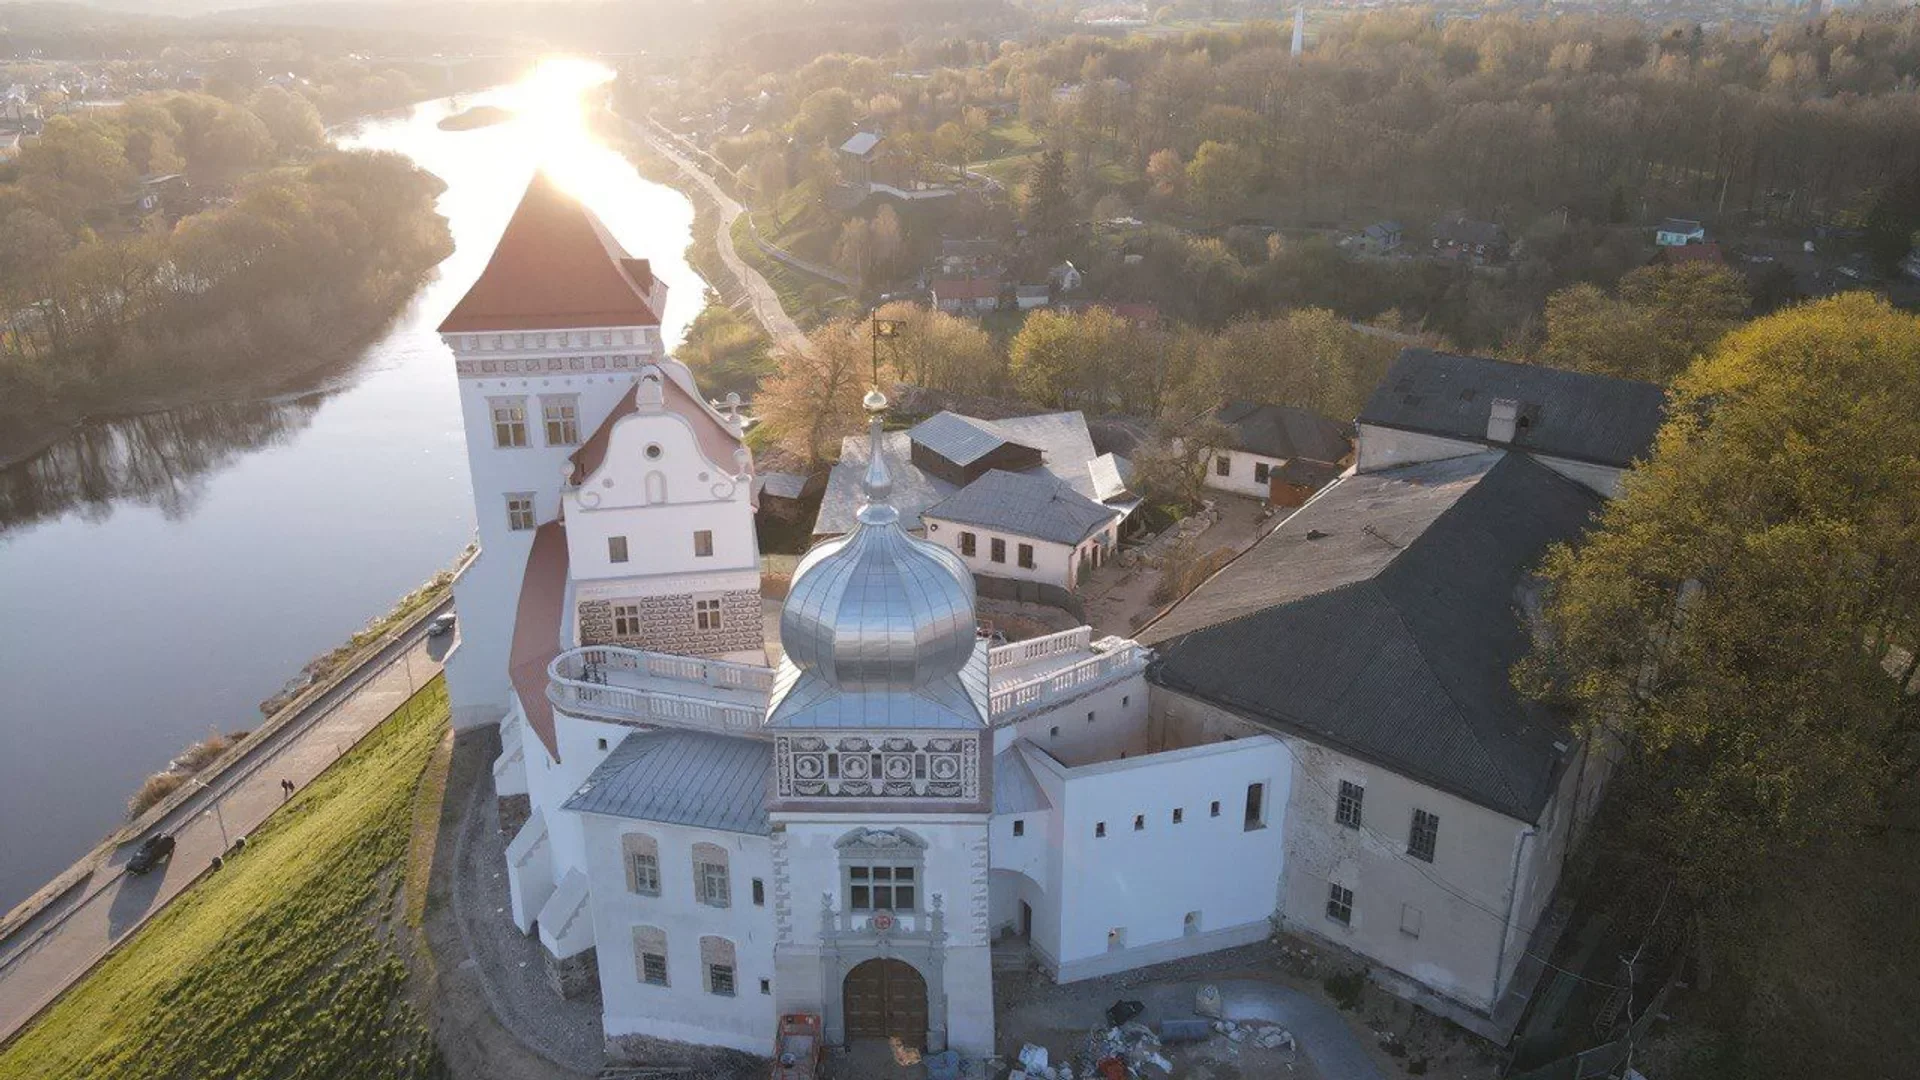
[[126, 834, 176, 875], [426, 613, 457, 638]]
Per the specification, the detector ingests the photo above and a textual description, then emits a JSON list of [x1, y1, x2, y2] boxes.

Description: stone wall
[[544, 943, 600, 1001], [576, 589, 761, 656]]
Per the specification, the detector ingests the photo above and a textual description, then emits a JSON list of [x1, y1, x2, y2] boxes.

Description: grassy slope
[[0, 678, 451, 1080], [730, 214, 854, 330]]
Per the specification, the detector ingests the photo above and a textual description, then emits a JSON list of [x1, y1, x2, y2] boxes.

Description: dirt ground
[[1081, 496, 1281, 638]]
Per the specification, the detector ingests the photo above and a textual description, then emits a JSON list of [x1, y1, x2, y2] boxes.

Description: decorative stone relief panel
[[578, 599, 614, 644], [576, 591, 760, 656], [775, 734, 978, 800], [456, 354, 645, 378]]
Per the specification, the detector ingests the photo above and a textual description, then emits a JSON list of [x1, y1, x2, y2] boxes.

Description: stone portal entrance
[[843, 957, 928, 1047]]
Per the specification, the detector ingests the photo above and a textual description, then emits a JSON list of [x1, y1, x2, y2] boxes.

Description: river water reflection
[[0, 61, 703, 909]]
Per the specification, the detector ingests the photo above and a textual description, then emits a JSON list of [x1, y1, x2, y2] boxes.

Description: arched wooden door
[[842, 958, 928, 1046]]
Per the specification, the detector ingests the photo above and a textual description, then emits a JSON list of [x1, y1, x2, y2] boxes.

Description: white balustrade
[[987, 640, 1149, 720], [987, 626, 1093, 671], [546, 645, 774, 733]]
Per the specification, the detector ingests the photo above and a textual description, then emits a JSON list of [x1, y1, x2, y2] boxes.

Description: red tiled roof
[[438, 171, 662, 333], [509, 520, 569, 760], [932, 278, 1001, 300], [567, 373, 749, 487]]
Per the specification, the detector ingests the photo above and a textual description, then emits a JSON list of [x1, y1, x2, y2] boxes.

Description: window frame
[[505, 493, 536, 532], [1244, 781, 1267, 831], [695, 597, 723, 632], [1017, 542, 1035, 570], [990, 537, 1007, 564], [1326, 882, 1354, 925], [959, 531, 977, 557], [641, 950, 669, 986], [490, 397, 529, 448], [708, 963, 736, 997], [845, 862, 918, 913], [608, 535, 629, 564], [1214, 455, 1231, 477], [1335, 780, 1365, 829], [1408, 808, 1439, 863], [1253, 461, 1271, 485], [613, 604, 642, 637], [696, 860, 730, 908], [629, 851, 660, 895], [542, 395, 580, 446], [693, 529, 714, 557]]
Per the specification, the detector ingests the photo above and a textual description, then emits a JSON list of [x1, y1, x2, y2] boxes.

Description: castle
[[438, 173, 1653, 1057]]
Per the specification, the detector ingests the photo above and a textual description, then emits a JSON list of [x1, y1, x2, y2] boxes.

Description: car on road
[[426, 613, 457, 638], [127, 834, 176, 875]]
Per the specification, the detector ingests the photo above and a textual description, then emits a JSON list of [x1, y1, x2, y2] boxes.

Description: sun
[[509, 57, 620, 201]]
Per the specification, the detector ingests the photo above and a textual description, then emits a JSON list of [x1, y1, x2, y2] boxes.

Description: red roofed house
[[931, 277, 1002, 314]]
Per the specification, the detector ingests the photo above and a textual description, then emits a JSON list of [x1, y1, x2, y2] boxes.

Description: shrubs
[[126, 772, 189, 819], [1323, 966, 1369, 1012]]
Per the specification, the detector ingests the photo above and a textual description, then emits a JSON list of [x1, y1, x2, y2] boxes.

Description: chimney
[[1487, 398, 1520, 443]]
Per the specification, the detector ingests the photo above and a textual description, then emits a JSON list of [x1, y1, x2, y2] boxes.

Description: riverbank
[[0, 150, 454, 471]]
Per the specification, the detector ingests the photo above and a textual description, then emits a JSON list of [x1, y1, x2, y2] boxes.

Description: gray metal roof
[[1216, 401, 1350, 463], [909, 411, 1033, 467], [1359, 349, 1665, 469], [564, 730, 771, 834], [766, 642, 991, 729], [754, 471, 811, 500], [923, 469, 1118, 546], [1087, 452, 1134, 503], [1142, 452, 1600, 822], [839, 131, 882, 157], [815, 411, 1110, 535], [994, 744, 1052, 814]]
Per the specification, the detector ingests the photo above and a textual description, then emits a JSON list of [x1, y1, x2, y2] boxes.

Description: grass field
[[0, 677, 452, 1080], [731, 214, 854, 330]]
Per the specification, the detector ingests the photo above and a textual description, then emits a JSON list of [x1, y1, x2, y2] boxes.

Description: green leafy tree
[[1024, 148, 1071, 237], [1526, 293, 1920, 926], [1185, 140, 1258, 216], [247, 86, 324, 156], [1539, 263, 1747, 382]]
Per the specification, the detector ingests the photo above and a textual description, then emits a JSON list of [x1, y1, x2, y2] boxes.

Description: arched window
[[691, 842, 730, 908], [622, 833, 660, 896], [700, 935, 737, 997], [632, 925, 668, 986]]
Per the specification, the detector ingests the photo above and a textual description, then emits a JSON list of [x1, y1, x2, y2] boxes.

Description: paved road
[[624, 117, 812, 356], [0, 609, 452, 1044]]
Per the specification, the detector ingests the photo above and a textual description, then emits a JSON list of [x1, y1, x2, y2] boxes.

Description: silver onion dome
[[778, 392, 978, 692]]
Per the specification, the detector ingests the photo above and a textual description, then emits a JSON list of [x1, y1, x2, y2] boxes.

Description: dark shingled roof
[[564, 729, 771, 834], [909, 412, 1037, 467], [923, 469, 1117, 546], [1360, 349, 1666, 469], [1141, 452, 1600, 822], [1216, 401, 1350, 463]]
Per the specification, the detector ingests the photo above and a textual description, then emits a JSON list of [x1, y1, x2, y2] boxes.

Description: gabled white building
[[442, 179, 1645, 1062]]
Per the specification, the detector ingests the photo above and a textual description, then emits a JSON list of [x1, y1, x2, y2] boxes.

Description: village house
[[814, 410, 1138, 596], [436, 173, 1661, 1064], [1430, 216, 1509, 264], [1654, 217, 1707, 246], [931, 278, 1002, 315], [1201, 401, 1351, 507], [1357, 220, 1403, 255]]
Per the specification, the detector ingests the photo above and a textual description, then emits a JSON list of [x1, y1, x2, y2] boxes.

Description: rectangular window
[[1012, 819, 1025, 837], [614, 604, 641, 637], [505, 493, 536, 531], [543, 396, 580, 446], [629, 852, 660, 895], [760, 978, 772, 995], [1215, 455, 1230, 477], [990, 538, 1006, 563], [1210, 800, 1221, 818], [1095, 822, 1107, 838], [1335, 780, 1364, 829], [694, 530, 714, 557], [1400, 903, 1423, 939], [959, 531, 977, 557], [752, 878, 765, 906], [697, 861, 730, 907], [846, 864, 917, 912], [1408, 809, 1439, 862], [1133, 814, 1145, 832], [1017, 543, 1035, 569], [1172, 808, 1184, 824], [1327, 883, 1354, 925], [491, 399, 528, 448], [641, 951, 668, 986], [608, 536, 629, 563], [1254, 462, 1271, 485], [1244, 782, 1267, 831], [709, 964, 736, 997], [695, 598, 723, 631]]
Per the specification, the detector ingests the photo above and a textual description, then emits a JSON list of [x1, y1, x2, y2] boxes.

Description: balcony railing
[[988, 626, 1092, 672], [546, 645, 773, 733], [988, 639, 1149, 720]]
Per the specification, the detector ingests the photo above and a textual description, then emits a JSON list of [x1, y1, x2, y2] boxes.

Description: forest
[[0, 89, 453, 461]]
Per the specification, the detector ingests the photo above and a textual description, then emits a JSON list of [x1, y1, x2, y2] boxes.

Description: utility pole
[[870, 312, 901, 389]]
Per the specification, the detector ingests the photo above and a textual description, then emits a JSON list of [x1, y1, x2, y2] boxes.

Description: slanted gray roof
[[1142, 453, 1600, 822], [754, 471, 810, 500], [765, 640, 991, 729], [1659, 218, 1703, 234], [995, 744, 1052, 814], [1087, 452, 1134, 503], [816, 411, 1109, 535], [1359, 349, 1665, 469], [924, 470, 1118, 546], [910, 412, 1035, 467], [839, 131, 882, 157], [564, 730, 771, 834], [1216, 401, 1350, 463]]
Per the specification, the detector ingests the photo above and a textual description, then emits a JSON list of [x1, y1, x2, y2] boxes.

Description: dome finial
[[858, 387, 895, 520]]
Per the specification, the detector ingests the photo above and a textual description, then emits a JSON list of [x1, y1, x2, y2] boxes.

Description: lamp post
[[192, 777, 230, 850], [870, 313, 901, 389]]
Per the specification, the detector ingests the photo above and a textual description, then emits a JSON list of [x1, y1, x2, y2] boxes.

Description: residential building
[[837, 131, 883, 188], [1202, 401, 1351, 505], [1430, 217, 1509, 263], [1358, 220, 1403, 254], [1014, 284, 1051, 311], [931, 278, 1001, 315], [1654, 218, 1707, 247]]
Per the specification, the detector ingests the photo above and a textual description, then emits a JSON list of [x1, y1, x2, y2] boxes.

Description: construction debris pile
[[991, 987, 1299, 1080]]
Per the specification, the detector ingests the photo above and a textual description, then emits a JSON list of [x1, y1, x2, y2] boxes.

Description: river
[[0, 61, 705, 911]]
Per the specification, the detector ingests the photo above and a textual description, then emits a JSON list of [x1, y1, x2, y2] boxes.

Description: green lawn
[[732, 214, 854, 330], [0, 678, 452, 1080]]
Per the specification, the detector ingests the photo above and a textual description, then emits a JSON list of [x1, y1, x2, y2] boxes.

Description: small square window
[[1049, 725, 1060, 738], [1172, 808, 1184, 824], [1254, 462, 1271, 485], [694, 530, 714, 557], [1087, 711, 1095, 723], [543, 396, 580, 446], [505, 493, 536, 531], [1336, 780, 1364, 829], [597, 737, 608, 751], [1215, 456, 1230, 477], [1408, 809, 1439, 863], [1123, 695, 1129, 707], [608, 536, 629, 563], [1012, 819, 1025, 837], [960, 532, 977, 557], [1133, 814, 1145, 832], [696, 598, 723, 632], [1327, 883, 1354, 925], [614, 604, 641, 637], [760, 978, 772, 995], [1095, 822, 1107, 838]]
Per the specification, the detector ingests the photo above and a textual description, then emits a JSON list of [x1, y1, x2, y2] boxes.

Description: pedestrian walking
[[280, 778, 294, 800]]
